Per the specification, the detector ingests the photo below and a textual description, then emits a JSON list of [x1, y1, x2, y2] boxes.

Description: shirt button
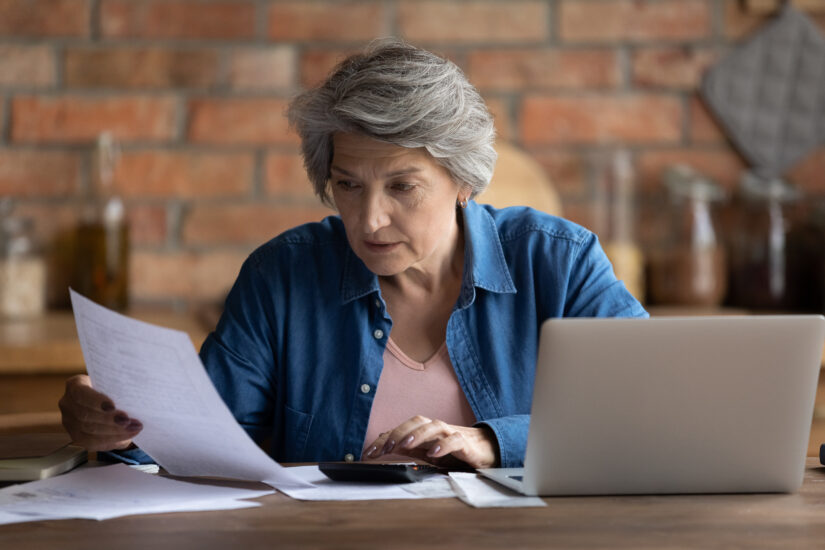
[[374, 298, 381, 308], [373, 329, 384, 340], [360, 383, 371, 394], [344, 453, 355, 462]]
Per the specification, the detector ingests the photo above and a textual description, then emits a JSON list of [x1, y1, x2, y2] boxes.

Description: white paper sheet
[[448, 472, 546, 508], [0, 464, 271, 523], [278, 465, 455, 501], [69, 290, 312, 490]]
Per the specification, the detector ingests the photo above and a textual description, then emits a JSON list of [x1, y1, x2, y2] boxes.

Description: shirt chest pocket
[[281, 404, 314, 462]]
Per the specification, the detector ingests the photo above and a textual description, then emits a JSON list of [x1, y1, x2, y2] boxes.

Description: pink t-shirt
[[361, 337, 477, 459]]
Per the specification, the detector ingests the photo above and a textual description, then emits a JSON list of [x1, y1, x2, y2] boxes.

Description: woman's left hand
[[363, 415, 499, 469]]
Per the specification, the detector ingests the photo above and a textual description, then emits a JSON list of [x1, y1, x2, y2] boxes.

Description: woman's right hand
[[58, 374, 143, 452]]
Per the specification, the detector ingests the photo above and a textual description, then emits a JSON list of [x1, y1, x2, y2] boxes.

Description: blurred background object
[[71, 132, 130, 311], [591, 150, 645, 303], [648, 164, 727, 307], [0, 198, 46, 318], [478, 141, 562, 216], [727, 172, 802, 310], [0, 0, 824, 313]]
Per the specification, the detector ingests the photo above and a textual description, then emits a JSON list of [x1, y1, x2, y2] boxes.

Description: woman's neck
[[380, 211, 465, 297]]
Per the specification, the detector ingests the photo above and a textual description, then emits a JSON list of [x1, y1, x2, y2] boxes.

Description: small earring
[[457, 197, 468, 209]]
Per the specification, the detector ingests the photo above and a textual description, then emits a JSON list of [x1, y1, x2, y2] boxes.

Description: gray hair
[[287, 38, 497, 207]]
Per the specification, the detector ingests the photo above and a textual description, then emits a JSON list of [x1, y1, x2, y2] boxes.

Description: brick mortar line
[[89, 0, 101, 41], [168, 201, 185, 251], [78, 148, 92, 197], [520, 142, 728, 154], [547, 0, 558, 44], [385, 0, 398, 37], [255, 0, 269, 41], [53, 42, 65, 90], [710, 0, 726, 44], [215, 48, 231, 94], [0, 95, 7, 143], [252, 149, 265, 199]]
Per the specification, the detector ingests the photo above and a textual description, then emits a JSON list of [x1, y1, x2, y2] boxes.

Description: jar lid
[[739, 170, 800, 202], [663, 164, 726, 202]]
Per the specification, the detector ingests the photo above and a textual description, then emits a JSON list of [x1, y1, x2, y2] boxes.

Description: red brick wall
[[1, 0, 823, 307]]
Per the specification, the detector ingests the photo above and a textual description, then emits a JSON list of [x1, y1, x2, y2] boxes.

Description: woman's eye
[[391, 183, 414, 192], [335, 180, 355, 190]]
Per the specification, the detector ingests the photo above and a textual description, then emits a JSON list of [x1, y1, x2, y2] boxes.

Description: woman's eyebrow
[[385, 167, 423, 178], [330, 165, 356, 177], [330, 166, 424, 178]]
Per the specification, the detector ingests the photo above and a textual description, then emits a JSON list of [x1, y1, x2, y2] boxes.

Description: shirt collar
[[339, 200, 516, 306]]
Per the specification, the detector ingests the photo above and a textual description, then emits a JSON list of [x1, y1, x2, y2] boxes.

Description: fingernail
[[383, 439, 395, 453], [127, 420, 142, 431], [114, 413, 129, 425], [427, 445, 441, 457], [366, 445, 377, 457], [101, 401, 114, 412], [401, 435, 414, 448]]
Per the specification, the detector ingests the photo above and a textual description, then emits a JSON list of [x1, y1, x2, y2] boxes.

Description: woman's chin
[[357, 252, 409, 277]]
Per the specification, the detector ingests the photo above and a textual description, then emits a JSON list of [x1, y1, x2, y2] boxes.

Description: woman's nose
[[362, 193, 391, 233]]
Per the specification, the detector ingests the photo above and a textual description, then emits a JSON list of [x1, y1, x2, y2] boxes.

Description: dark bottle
[[727, 171, 799, 310], [72, 132, 130, 310]]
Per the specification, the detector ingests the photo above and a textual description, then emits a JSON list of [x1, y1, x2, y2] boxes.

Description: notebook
[[0, 433, 87, 482], [478, 315, 825, 496]]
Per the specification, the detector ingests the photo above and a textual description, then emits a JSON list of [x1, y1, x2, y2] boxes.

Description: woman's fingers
[[365, 416, 498, 469], [59, 374, 142, 452], [372, 416, 433, 457], [64, 374, 112, 411]]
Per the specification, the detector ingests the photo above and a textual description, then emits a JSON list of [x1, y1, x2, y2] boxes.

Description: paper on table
[[448, 472, 546, 508], [69, 290, 312, 490], [279, 465, 455, 501], [0, 464, 271, 523]]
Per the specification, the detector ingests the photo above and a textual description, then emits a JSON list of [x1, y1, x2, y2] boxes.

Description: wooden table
[[2, 458, 825, 549]]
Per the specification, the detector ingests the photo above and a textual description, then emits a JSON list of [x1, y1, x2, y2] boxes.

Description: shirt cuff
[[97, 447, 155, 465], [475, 414, 530, 468]]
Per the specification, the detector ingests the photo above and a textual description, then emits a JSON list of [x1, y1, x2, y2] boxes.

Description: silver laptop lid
[[523, 316, 825, 495]]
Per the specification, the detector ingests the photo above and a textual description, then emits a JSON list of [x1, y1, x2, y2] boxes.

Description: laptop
[[478, 315, 825, 496]]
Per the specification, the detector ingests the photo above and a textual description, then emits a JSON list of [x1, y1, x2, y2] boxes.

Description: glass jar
[[727, 171, 800, 310], [592, 150, 645, 303], [0, 216, 47, 318], [648, 165, 727, 306]]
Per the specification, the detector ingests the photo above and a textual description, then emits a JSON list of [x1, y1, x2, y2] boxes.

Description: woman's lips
[[363, 240, 400, 253]]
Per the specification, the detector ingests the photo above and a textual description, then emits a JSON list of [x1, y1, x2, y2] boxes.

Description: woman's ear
[[458, 185, 472, 204]]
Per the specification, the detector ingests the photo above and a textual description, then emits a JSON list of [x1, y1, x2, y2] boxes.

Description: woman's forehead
[[332, 133, 429, 163]]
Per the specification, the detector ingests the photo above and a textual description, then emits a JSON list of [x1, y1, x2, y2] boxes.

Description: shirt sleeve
[[476, 232, 647, 469], [199, 254, 278, 444], [475, 415, 530, 468], [564, 232, 648, 319], [92, 255, 277, 467]]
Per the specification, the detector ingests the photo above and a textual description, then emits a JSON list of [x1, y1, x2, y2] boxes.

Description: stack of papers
[[70, 289, 311, 491], [0, 464, 273, 525]]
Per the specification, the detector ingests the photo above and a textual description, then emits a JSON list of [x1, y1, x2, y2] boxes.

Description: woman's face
[[330, 133, 465, 278]]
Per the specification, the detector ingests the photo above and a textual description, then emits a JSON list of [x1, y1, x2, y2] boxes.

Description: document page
[[0, 464, 271, 523], [69, 290, 312, 490]]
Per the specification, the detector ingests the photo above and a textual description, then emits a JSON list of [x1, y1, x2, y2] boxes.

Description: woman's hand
[[58, 374, 143, 452], [363, 415, 499, 469]]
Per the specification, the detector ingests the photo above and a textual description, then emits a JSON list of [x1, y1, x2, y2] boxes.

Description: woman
[[59, 39, 646, 470]]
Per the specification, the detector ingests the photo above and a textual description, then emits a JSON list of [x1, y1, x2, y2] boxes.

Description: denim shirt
[[108, 201, 646, 468]]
